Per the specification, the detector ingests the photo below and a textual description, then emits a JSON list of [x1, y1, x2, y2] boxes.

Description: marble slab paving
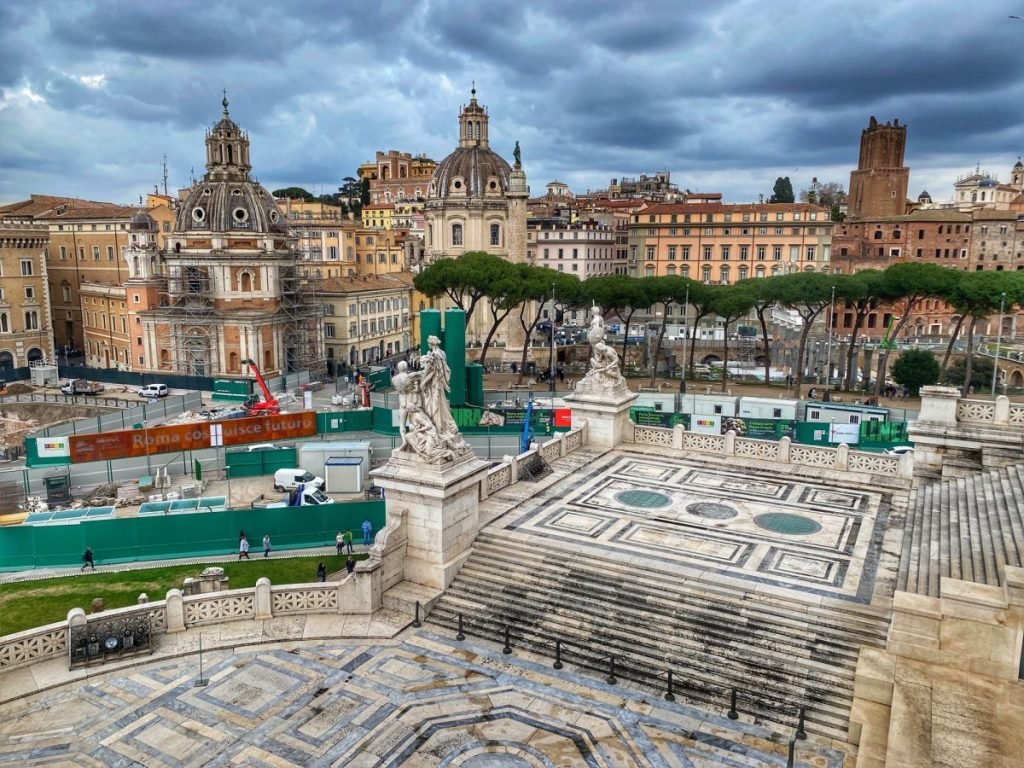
[[0, 629, 850, 767]]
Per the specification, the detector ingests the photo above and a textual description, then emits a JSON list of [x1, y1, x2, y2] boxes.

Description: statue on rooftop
[[513, 140, 521, 167]]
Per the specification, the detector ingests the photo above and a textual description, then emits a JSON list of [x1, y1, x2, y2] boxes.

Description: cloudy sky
[[1, 0, 1022, 207]]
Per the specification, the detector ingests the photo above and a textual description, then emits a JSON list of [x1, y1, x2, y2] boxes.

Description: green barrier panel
[[372, 407, 400, 434], [0, 500, 386, 571], [261, 447, 298, 475], [226, 450, 262, 478], [465, 362, 484, 406], [317, 410, 373, 433], [444, 308, 466, 406], [420, 309, 442, 354]]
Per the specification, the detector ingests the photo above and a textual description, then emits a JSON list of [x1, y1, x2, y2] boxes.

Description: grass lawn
[[0, 553, 365, 637]]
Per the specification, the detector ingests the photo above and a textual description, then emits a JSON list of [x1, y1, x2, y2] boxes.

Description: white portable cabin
[[324, 457, 364, 494], [803, 402, 888, 425], [680, 393, 740, 417], [299, 441, 372, 486], [738, 397, 799, 420]]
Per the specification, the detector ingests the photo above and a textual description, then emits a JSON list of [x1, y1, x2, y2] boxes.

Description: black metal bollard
[[553, 639, 563, 670], [502, 625, 512, 655], [727, 688, 738, 720], [456, 613, 465, 641], [796, 706, 806, 740], [786, 734, 796, 768], [412, 601, 422, 628], [606, 655, 617, 685], [664, 669, 676, 702]]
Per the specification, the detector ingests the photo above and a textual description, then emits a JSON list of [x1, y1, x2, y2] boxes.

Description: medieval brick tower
[[847, 116, 909, 219]]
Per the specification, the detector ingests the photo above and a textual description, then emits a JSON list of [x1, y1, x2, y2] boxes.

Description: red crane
[[242, 359, 280, 416]]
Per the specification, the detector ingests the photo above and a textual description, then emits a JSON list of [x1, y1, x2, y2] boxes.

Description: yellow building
[[0, 195, 139, 352], [80, 283, 131, 370], [320, 272, 414, 367], [627, 202, 834, 282], [0, 220, 54, 369], [362, 202, 394, 230]]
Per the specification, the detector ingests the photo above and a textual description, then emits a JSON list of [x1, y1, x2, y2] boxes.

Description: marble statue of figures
[[575, 305, 631, 398], [587, 305, 606, 347], [419, 335, 471, 454], [402, 404, 456, 463], [392, 360, 417, 446]]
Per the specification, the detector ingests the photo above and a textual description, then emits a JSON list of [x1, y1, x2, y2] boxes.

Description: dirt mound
[[5, 383, 32, 394]]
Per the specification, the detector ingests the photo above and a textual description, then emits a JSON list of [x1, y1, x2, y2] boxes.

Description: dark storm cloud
[[1, 0, 1023, 206]]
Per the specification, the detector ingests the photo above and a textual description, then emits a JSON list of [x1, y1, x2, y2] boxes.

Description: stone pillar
[[836, 442, 850, 471], [502, 164, 531, 361], [371, 454, 490, 590], [778, 436, 792, 464], [917, 385, 961, 425], [165, 589, 185, 633], [254, 577, 272, 620], [565, 390, 638, 449]]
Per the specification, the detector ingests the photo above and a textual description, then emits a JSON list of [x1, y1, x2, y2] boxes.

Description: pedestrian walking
[[335, 531, 344, 556], [361, 518, 373, 547], [346, 556, 356, 575], [316, 562, 327, 582], [80, 546, 95, 571], [238, 534, 250, 560], [343, 529, 354, 554], [262, 534, 271, 558]]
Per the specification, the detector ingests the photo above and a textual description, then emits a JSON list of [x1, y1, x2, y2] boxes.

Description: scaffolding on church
[[280, 257, 326, 379], [151, 259, 222, 377]]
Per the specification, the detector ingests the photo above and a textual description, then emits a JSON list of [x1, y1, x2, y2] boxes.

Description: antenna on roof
[[162, 154, 169, 196]]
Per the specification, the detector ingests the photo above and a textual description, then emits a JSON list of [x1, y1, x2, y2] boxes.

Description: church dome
[[174, 95, 287, 235], [130, 210, 157, 231], [428, 87, 513, 200], [431, 147, 511, 198]]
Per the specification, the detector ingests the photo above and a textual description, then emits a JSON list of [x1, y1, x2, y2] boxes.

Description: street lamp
[[679, 284, 689, 393], [992, 292, 1006, 399]]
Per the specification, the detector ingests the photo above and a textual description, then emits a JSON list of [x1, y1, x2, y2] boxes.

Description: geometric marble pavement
[[0, 631, 847, 767], [507, 451, 893, 602]]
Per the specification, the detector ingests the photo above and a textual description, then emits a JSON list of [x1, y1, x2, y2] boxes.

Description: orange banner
[[68, 411, 318, 463]]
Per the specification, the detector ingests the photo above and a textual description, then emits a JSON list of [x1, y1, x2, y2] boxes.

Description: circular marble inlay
[[686, 502, 738, 520], [754, 513, 822, 535], [614, 489, 672, 508], [460, 755, 533, 768]]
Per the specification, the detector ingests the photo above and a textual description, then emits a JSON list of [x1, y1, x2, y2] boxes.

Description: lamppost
[[549, 283, 556, 395], [992, 291, 1006, 399]]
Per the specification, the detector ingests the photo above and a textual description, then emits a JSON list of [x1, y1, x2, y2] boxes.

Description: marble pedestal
[[565, 389, 638, 449], [370, 452, 490, 590]]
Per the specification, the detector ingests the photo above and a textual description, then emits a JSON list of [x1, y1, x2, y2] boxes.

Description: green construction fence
[[0, 500, 386, 571], [225, 447, 298, 479]]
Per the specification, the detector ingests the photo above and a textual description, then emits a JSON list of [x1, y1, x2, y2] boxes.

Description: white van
[[273, 468, 325, 492], [138, 384, 168, 398]]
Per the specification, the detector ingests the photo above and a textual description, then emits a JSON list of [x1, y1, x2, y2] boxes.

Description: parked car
[[884, 445, 915, 456], [273, 468, 326, 492], [138, 384, 169, 398]]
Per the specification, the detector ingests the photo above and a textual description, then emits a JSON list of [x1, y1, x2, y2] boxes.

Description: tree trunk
[[614, 309, 635, 364], [687, 311, 708, 377], [940, 314, 967, 376], [873, 311, 913, 399], [515, 304, 537, 385], [793, 327, 811, 395], [756, 307, 772, 384], [479, 309, 511, 368], [844, 309, 866, 391], [649, 308, 669, 388], [962, 316, 977, 397], [720, 320, 731, 393]]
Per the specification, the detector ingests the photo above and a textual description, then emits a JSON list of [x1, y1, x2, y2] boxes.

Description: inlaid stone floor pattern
[[0, 632, 846, 767], [506, 453, 890, 602]]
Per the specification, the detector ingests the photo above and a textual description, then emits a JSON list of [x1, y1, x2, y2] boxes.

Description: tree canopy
[[769, 176, 795, 204], [271, 186, 314, 201], [891, 350, 940, 395]]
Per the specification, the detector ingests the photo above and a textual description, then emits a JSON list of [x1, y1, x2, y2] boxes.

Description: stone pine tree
[[710, 283, 756, 392], [582, 274, 653, 364], [770, 176, 795, 203]]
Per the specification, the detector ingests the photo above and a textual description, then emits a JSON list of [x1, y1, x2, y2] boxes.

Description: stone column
[[370, 453, 490, 590], [916, 385, 961, 425]]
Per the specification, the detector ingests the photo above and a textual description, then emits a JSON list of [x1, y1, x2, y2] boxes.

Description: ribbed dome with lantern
[[175, 95, 286, 234], [428, 88, 512, 200]]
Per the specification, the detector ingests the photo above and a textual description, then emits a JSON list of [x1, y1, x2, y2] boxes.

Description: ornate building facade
[[0, 220, 53, 370], [139, 98, 323, 378], [423, 89, 529, 349]]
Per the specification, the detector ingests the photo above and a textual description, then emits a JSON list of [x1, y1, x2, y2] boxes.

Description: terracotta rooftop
[[0, 194, 137, 220], [644, 201, 830, 215], [320, 272, 414, 294]]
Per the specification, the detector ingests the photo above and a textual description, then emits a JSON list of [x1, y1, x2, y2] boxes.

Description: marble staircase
[[429, 529, 890, 742], [897, 462, 1024, 597]]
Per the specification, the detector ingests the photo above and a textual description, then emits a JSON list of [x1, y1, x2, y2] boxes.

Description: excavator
[[242, 359, 280, 416]]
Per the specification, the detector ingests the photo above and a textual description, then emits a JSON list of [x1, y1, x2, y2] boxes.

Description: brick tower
[[847, 116, 909, 219]]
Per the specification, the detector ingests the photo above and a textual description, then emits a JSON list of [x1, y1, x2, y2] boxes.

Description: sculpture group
[[393, 335, 472, 464], [574, 305, 630, 398]]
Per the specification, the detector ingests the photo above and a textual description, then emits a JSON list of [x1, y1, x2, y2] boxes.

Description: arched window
[[719, 266, 730, 284], [874, 230, 882, 239], [240, 270, 253, 293], [666, 264, 676, 275], [229, 352, 239, 372], [490, 223, 500, 246], [452, 223, 463, 246]]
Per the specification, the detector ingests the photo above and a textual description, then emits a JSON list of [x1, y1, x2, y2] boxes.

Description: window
[[773, 246, 782, 261], [451, 223, 463, 246], [702, 246, 712, 261], [668, 246, 676, 261], [645, 246, 655, 260], [24, 310, 39, 330], [740, 246, 749, 261], [704, 228, 713, 236], [60, 245, 67, 259], [776, 213, 784, 221], [92, 245, 100, 259], [490, 223, 500, 246], [806, 246, 815, 261], [0, 313, 7, 332], [720, 245, 730, 260], [20, 259, 33, 276], [681, 246, 690, 261], [758, 227, 767, 235], [647, 228, 656, 236], [324, 323, 336, 338], [107, 246, 114, 260], [24, 286, 34, 299], [757, 246, 766, 261]]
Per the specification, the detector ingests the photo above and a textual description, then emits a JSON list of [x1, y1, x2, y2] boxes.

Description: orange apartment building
[[627, 202, 834, 282]]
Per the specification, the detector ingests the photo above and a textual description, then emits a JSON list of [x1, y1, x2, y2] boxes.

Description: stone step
[[467, 542, 885, 657], [382, 580, 443, 618]]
